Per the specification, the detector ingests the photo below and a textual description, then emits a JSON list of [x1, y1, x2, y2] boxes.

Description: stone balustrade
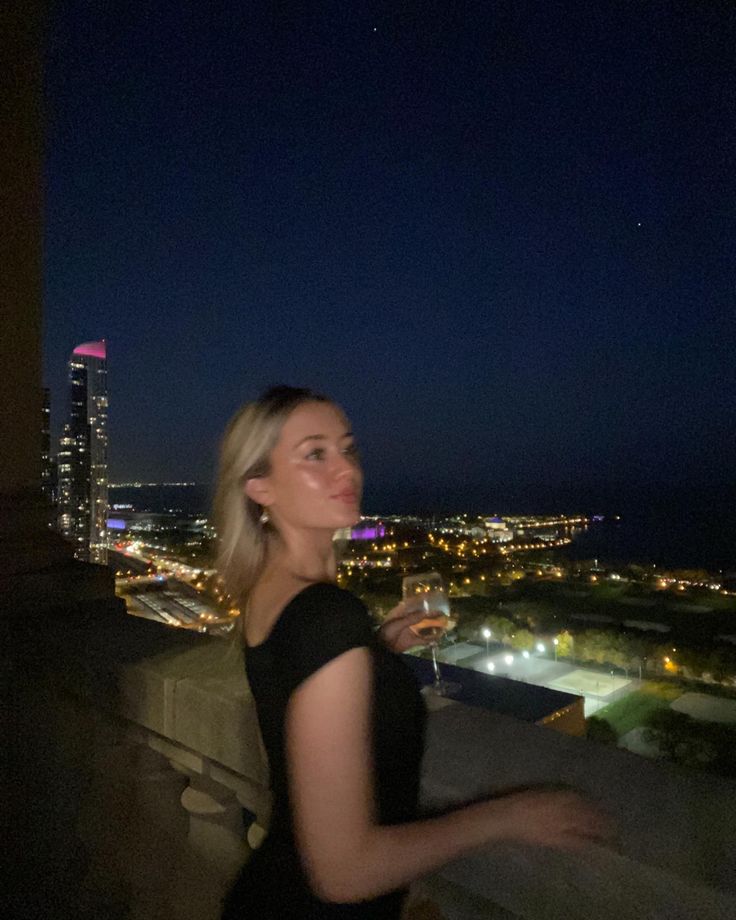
[[9, 598, 736, 920]]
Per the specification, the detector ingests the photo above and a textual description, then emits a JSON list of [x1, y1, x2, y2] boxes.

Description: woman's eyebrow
[[293, 430, 353, 449], [293, 434, 326, 449]]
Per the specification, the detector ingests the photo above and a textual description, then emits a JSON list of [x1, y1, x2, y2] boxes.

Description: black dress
[[222, 583, 427, 919]]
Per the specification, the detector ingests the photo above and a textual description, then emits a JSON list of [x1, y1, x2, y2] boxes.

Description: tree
[[556, 630, 574, 658], [587, 717, 617, 745], [501, 600, 547, 630], [580, 630, 611, 665], [510, 628, 534, 651], [487, 614, 515, 643], [642, 709, 717, 766], [642, 709, 691, 759], [705, 649, 728, 684]]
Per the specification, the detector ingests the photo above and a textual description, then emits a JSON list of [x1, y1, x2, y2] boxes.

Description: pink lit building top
[[73, 340, 107, 360]]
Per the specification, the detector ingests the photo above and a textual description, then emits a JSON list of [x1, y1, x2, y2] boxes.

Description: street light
[[482, 627, 492, 656], [504, 654, 514, 667], [553, 637, 559, 662], [536, 642, 545, 654], [522, 650, 530, 660], [486, 661, 495, 673]]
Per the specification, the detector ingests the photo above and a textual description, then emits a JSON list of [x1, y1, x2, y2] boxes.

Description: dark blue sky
[[44, 1, 735, 512]]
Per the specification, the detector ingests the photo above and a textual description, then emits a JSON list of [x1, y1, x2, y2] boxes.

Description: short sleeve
[[277, 584, 374, 691]]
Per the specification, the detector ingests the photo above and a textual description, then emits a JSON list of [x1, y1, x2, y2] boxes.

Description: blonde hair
[[212, 386, 329, 607]]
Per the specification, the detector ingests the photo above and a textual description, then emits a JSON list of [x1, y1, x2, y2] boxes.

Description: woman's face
[[256, 401, 363, 532]]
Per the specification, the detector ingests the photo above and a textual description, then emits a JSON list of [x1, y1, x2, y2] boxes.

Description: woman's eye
[[343, 443, 359, 457], [306, 448, 325, 460]]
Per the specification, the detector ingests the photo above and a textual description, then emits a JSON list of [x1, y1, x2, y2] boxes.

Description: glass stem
[[431, 644, 442, 688]]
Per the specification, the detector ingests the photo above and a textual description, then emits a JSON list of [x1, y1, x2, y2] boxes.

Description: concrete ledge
[[438, 842, 735, 920], [420, 704, 736, 919], [118, 641, 268, 787]]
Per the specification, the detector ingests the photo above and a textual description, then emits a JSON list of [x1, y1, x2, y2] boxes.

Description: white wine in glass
[[402, 571, 459, 696]]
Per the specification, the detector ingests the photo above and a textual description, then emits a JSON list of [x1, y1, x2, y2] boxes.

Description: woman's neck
[[264, 528, 337, 585]]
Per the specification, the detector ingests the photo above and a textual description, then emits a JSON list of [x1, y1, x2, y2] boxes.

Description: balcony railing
[[9, 594, 736, 920]]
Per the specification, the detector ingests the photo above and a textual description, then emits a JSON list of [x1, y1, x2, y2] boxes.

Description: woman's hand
[[376, 599, 434, 654], [492, 788, 615, 852]]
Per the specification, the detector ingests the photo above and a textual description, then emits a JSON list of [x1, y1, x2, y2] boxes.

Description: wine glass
[[402, 571, 460, 697]]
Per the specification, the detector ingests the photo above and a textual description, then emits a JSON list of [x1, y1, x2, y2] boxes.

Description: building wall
[[0, 1, 43, 499], [537, 698, 587, 737]]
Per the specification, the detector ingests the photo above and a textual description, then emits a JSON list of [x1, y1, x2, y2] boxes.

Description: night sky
[[44, 1, 735, 514]]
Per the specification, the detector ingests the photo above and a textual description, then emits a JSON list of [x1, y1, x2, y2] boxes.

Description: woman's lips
[[333, 490, 358, 503]]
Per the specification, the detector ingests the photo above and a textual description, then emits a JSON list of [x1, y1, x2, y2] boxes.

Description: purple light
[[73, 340, 106, 359], [107, 518, 126, 530], [350, 524, 386, 540]]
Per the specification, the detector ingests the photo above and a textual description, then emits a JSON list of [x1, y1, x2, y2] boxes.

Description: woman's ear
[[244, 476, 272, 508]]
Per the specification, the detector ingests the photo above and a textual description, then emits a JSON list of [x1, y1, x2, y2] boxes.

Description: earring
[[259, 509, 270, 525]]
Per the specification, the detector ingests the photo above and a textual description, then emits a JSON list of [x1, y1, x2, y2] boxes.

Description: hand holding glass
[[402, 572, 459, 696]]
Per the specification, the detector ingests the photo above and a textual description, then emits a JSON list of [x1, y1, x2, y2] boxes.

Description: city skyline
[[57, 339, 109, 563], [44, 2, 735, 509]]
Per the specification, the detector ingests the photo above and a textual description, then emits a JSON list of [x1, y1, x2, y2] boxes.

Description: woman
[[216, 386, 610, 920]]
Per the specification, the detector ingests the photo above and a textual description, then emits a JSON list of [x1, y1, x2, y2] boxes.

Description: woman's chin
[[338, 505, 362, 528]]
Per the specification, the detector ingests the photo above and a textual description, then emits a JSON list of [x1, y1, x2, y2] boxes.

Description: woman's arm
[[287, 647, 611, 904]]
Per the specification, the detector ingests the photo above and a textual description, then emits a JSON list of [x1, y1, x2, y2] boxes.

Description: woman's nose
[[334, 452, 356, 477]]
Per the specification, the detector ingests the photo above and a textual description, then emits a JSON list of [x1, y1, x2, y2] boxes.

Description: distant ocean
[[110, 483, 736, 574], [564, 494, 736, 574]]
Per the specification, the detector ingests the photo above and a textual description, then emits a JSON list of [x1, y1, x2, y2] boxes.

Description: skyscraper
[[40, 386, 56, 507], [57, 341, 109, 563]]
